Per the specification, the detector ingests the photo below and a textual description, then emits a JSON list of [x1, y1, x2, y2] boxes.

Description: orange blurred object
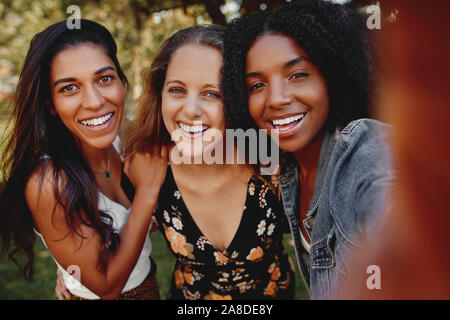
[[339, 0, 450, 299]]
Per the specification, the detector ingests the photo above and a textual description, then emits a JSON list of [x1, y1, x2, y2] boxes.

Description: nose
[[82, 84, 105, 110], [183, 94, 203, 119], [267, 79, 291, 109]]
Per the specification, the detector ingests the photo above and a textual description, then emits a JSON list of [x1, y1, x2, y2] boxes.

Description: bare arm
[[28, 146, 167, 300]]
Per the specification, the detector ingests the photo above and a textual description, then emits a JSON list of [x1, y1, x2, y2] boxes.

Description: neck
[[170, 156, 236, 177], [80, 142, 110, 171], [169, 145, 248, 181], [293, 129, 325, 191]]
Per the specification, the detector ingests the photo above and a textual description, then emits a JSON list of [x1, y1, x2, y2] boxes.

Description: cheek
[[53, 97, 78, 125], [213, 103, 226, 129], [115, 87, 126, 109], [300, 79, 330, 118], [248, 95, 265, 125], [316, 85, 330, 121], [161, 95, 176, 131], [106, 84, 126, 109]]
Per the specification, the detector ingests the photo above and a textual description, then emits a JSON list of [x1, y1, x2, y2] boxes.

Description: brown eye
[[289, 72, 308, 80], [98, 75, 113, 84], [60, 84, 78, 93], [249, 82, 264, 91]]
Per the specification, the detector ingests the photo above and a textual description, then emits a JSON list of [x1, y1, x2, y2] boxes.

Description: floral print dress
[[154, 165, 295, 300]]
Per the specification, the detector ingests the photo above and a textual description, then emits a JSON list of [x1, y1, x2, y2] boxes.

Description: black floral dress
[[154, 165, 295, 300]]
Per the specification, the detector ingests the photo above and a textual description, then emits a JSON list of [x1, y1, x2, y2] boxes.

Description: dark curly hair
[[223, 0, 371, 132]]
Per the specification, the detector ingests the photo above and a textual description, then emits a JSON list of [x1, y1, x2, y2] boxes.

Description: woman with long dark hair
[[0, 19, 166, 299], [222, 0, 395, 299]]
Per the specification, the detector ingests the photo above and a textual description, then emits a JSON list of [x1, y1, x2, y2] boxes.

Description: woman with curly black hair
[[223, 0, 394, 299]]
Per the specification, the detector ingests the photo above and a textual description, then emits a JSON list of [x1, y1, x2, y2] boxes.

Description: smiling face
[[245, 33, 329, 153], [49, 44, 126, 150], [161, 43, 225, 160]]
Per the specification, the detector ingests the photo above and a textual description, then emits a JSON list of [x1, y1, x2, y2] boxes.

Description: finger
[[55, 288, 64, 300], [63, 289, 72, 300], [56, 281, 71, 300], [123, 154, 130, 164], [123, 157, 130, 175], [58, 278, 71, 297], [142, 143, 151, 154], [152, 142, 160, 156], [160, 145, 168, 160]]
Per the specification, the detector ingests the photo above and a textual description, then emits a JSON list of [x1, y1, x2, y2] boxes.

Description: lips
[[177, 121, 209, 137], [269, 112, 306, 138], [79, 112, 114, 128], [271, 113, 305, 129]]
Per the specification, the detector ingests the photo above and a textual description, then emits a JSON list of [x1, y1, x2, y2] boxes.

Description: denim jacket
[[278, 119, 394, 299]]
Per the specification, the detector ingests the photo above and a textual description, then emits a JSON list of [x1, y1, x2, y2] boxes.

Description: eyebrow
[[245, 56, 309, 78], [203, 83, 220, 89], [165, 80, 220, 89], [95, 66, 116, 75], [165, 79, 185, 87], [284, 56, 309, 68], [53, 66, 116, 86]]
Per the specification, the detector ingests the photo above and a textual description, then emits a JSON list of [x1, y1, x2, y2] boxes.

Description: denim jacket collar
[[306, 128, 337, 218], [278, 128, 337, 294], [280, 128, 337, 219]]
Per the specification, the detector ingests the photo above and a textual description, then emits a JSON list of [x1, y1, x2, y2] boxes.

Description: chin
[[83, 133, 117, 150], [277, 138, 307, 153]]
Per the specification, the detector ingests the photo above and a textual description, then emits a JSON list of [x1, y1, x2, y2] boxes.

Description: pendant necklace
[[90, 148, 111, 178]]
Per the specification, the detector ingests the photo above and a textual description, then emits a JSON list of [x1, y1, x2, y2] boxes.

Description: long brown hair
[[122, 25, 225, 156], [122, 25, 277, 193], [0, 20, 127, 280]]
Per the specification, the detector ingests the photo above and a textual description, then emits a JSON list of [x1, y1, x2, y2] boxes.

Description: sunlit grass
[[0, 239, 58, 300]]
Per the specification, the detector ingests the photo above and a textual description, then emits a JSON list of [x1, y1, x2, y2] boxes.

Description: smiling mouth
[[79, 112, 114, 128], [271, 113, 305, 131], [178, 122, 209, 135]]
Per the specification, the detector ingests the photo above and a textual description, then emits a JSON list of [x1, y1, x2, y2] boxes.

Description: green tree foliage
[[0, 0, 206, 113], [0, 0, 391, 115]]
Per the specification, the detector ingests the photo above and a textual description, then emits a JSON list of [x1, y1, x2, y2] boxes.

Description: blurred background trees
[[0, 0, 392, 117]]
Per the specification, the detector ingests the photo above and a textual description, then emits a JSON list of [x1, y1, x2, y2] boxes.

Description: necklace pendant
[[105, 170, 111, 178]]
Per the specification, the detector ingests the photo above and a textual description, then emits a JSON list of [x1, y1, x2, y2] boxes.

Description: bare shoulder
[[25, 160, 58, 209], [24, 160, 69, 234]]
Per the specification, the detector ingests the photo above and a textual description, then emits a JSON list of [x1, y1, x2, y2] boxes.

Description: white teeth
[[272, 113, 304, 127], [179, 123, 208, 133], [80, 113, 113, 127]]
